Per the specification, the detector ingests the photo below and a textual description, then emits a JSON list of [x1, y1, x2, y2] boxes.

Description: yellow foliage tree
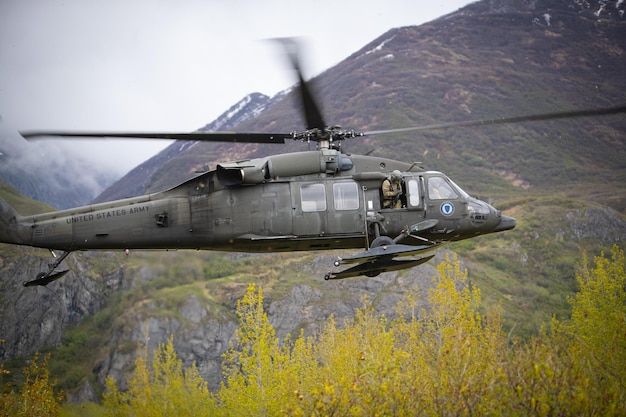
[[219, 284, 317, 416], [570, 246, 625, 381], [0, 352, 65, 417], [501, 245, 626, 416], [392, 253, 507, 416], [309, 304, 403, 415], [103, 336, 215, 417], [567, 245, 625, 413]]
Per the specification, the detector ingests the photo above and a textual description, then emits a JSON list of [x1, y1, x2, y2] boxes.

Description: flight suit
[[382, 178, 402, 209]]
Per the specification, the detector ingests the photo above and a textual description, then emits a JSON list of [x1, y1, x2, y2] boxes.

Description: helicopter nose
[[492, 215, 516, 232]]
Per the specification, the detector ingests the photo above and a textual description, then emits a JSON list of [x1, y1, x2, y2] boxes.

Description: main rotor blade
[[365, 104, 626, 136], [276, 38, 326, 130], [20, 131, 290, 144]]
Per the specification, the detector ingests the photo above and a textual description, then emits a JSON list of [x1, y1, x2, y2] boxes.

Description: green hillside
[[0, 179, 55, 215]]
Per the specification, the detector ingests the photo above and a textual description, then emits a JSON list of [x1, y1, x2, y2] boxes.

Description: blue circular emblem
[[440, 202, 455, 216]]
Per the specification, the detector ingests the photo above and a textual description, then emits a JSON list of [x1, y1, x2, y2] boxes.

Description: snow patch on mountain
[[360, 35, 397, 58], [199, 92, 271, 132]]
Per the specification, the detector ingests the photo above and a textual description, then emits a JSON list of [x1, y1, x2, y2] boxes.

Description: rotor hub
[[290, 126, 364, 150]]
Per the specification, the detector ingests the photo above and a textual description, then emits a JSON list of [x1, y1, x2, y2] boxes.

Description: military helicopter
[[1, 42, 625, 286]]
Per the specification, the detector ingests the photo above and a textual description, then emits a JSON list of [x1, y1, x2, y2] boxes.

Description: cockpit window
[[448, 178, 469, 199], [428, 177, 459, 200]]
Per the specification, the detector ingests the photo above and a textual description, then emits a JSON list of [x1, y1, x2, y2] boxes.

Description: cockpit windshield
[[428, 176, 459, 200], [447, 177, 469, 199]]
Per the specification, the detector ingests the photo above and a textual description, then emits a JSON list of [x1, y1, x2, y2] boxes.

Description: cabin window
[[407, 179, 421, 207], [301, 183, 327, 212], [333, 182, 359, 211], [428, 176, 458, 200]]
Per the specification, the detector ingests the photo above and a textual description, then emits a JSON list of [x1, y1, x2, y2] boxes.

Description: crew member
[[382, 170, 403, 209]]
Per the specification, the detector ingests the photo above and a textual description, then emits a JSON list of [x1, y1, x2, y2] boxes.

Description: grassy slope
[[0, 180, 55, 215]]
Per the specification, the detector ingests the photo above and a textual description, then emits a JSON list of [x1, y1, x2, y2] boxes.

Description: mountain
[[94, 0, 626, 213], [1, 0, 625, 401], [92, 92, 279, 203]]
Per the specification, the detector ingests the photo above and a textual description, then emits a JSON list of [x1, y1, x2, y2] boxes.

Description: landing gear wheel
[[324, 273, 331, 281], [371, 236, 394, 248]]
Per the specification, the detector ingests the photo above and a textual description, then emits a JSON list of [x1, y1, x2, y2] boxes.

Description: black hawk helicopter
[[1, 42, 625, 286]]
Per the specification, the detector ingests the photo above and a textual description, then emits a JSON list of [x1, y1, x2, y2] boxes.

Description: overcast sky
[[0, 0, 475, 175]]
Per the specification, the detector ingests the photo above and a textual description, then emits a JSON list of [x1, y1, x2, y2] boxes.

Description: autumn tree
[[564, 245, 625, 414], [393, 253, 508, 415], [218, 284, 317, 416], [570, 245, 625, 389], [103, 336, 215, 417], [499, 245, 626, 416], [0, 353, 65, 417]]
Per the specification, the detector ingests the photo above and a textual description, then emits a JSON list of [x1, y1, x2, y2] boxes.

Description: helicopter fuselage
[[1, 150, 515, 257]]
